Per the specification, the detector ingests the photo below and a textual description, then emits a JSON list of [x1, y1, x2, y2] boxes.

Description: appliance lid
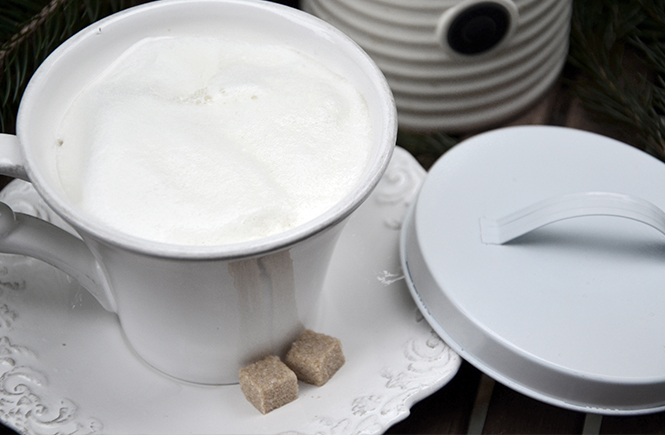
[[400, 125, 665, 414]]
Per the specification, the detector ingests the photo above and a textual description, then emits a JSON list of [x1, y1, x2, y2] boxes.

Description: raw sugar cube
[[239, 355, 298, 414], [285, 329, 345, 386]]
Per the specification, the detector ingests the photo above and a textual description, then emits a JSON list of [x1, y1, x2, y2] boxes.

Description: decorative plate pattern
[[0, 147, 460, 435]]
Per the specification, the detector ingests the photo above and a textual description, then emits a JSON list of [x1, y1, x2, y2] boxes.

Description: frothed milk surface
[[56, 36, 372, 246]]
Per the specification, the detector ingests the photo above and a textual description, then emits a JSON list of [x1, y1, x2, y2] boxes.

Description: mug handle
[[0, 133, 28, 181], [0, 133, 116, 312]]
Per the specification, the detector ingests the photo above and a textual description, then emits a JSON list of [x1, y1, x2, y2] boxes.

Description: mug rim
[[18, 0, 397, 259]]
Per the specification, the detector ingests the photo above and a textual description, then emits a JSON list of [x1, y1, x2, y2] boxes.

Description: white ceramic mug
[[0, 0, 396, 384]]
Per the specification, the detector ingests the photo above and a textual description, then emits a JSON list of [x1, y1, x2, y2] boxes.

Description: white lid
[[400, 125, 665, 414]]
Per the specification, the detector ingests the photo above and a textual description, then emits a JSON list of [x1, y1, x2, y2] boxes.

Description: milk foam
[[56, 36, 372, 246]]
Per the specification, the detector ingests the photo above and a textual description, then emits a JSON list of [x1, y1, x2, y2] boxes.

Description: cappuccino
[[56, 36, 372, 246]]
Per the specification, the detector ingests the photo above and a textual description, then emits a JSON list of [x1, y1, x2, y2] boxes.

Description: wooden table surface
[[2, 1, 665, 434]]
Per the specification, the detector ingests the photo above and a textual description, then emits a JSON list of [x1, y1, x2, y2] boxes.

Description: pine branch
[[395, 130, 459, 169], [567, 0, 665, 160], [1, 0, 65, 61], [0, 0, 143, 133]]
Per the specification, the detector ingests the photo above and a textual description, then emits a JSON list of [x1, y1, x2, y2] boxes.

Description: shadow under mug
[[0, 0, 396, 385]]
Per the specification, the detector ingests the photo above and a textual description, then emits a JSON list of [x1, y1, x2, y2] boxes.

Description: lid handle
[[480, 192, 665, 245]]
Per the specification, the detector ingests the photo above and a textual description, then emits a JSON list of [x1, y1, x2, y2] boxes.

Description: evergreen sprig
[[567, 0, 665, 160], [395, 130, 459, 169], [0, 0, 142, 133]]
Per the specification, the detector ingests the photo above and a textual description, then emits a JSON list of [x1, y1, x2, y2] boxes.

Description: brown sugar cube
[[285, 329, 345, 386], [239, 355, 298, 414]]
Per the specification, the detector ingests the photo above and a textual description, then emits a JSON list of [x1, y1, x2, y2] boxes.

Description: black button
[[447, 3, 511, 55]]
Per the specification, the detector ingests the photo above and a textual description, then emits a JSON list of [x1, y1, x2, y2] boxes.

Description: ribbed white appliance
[[302, 0, 572, 132]]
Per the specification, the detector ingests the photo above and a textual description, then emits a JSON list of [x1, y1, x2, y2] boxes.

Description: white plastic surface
[[480, 191, 665, 245], [401, 126, 665, 414], [302, 0, 571, 132]]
